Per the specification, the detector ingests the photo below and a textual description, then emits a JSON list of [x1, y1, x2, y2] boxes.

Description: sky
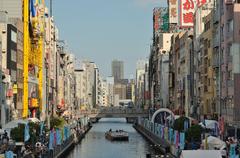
[[51, 0, 167, 78]]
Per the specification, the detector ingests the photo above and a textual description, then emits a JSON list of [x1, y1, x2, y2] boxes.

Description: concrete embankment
[[49, 125, 92, 158], [133, 124, 176, 158]]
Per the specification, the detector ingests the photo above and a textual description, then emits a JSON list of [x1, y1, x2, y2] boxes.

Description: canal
[[67, 118, 158, 158]]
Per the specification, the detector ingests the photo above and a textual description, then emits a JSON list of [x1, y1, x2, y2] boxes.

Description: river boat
[[105, 130, 129, 141]]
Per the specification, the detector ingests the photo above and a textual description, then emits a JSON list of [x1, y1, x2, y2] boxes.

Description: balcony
[[228, 55, 233, 62], [212, 53, 220, 68], [213, 9, 220, 24], [226, 0, 234, 5], [227, 80, 234, 87], [213, 35, 220, 48]]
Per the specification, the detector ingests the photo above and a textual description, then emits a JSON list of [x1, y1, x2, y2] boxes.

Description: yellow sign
[[30, 98, 39, 108], [13, 84, 18, 94]]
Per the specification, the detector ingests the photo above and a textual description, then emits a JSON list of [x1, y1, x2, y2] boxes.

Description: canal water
[[67, 118, 158, 158]]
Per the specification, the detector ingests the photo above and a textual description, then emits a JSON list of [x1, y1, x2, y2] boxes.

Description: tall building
[[0, 0, 23, 19], [114, 84, 127, 100], [106, 76, 114, 106], [111, 60, 124, 83], [149, 33, 172, 109], [219, 1, 240, 127]]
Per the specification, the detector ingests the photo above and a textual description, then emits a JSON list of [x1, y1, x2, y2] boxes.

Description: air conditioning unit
[[2, 29, 6, 34]]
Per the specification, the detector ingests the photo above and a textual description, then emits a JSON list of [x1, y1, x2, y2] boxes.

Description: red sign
[[180, 0, 207, 28], [197, 0, 207, 7]]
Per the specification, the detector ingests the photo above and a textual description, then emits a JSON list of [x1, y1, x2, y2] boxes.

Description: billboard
[[180, 0, 207, 28], [169, 0, 178, 24], [153, 7, 169, 33]]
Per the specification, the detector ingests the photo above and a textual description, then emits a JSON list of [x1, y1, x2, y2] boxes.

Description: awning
[[180, 150, 222, 158], [202, 136, 226, 150], [3, 119, 27, 130], [199, 120, 218, 129]]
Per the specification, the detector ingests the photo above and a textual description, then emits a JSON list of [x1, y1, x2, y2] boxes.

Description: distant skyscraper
[[111, 60, 124, 82]]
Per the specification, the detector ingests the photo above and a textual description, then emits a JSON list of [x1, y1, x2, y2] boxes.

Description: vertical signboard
[[153, 7, 169, 33], [180, 0, 207, 28], [160, 8, 169, 32], [153, 8, 160, 33], [169, 0, 178, 24], [180, 0, 195, 27]]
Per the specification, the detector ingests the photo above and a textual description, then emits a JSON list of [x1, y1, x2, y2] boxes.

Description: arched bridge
[[78, 107, 149, 119]]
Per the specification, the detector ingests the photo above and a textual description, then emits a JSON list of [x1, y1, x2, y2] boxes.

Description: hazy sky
[[51, 0, 167, 78]]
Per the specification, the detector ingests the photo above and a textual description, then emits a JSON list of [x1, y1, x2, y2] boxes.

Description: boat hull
[[105, 132, 129, 141]]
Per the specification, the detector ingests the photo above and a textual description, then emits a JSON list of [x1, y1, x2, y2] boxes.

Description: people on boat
[[109, 129, 112, 132]]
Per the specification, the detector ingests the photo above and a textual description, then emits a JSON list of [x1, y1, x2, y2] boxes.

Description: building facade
[[111, 60, 124, 83]]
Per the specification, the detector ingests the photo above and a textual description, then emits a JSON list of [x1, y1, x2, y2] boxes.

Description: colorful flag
[[174, 130, 179, 148], [56, 129, 62, 145], [176, 131, 179, 148], [164, 127, 168, 140], [40, 122, 44, 136], [184, 120, 189, 131], [24, 123, 30, 142], [169, 128, 173, 142], [49, 131, 54, 150], [30, 0, 36, 17], [161, 126, 165, 139], [230, 144, 236, 158], [180, 132, 185, 150], [54, 130, 57, 146], [5, 151, 14, 158]]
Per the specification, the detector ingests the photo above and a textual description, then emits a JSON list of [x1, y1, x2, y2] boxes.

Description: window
[[11, 30, 17, 43], [11, 50, 17, 62], [11, 69, 17, 82], [208, 40, 211, 48], [228, 71, 233, 80], [227, 19, 233, 32]]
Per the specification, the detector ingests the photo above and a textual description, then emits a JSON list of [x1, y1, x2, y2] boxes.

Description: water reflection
[[67, 118, 157, 158]]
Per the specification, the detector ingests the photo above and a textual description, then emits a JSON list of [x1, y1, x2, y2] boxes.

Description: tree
[[186, 124, 203, 142], [50, 116, 66, 129], [173, 116, 188, 132]]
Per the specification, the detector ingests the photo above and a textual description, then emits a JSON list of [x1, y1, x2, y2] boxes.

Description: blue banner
[[40, 122, 44, 136], [56, 129, 62, 145], [24, 123, 30, 142], [169, 128, 173, 143], [5, 151, 14, 158], [180, 132, 185, 150], [184, 120, 189, 131], [230, 144, 236, 158], [49, 131, 54, 150], [30, 0, 36, 17]]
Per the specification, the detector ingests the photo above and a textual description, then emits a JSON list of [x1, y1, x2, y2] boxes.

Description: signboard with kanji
[[153, 7, 169, 33], [180, 0, 195, 27], [180, 0, 207, 28], [169, 0, 178, 24]]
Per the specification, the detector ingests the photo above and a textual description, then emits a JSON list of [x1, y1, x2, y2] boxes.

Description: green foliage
[[173, 116, 188, 132], [28, 122, 40, 144], [10, 124, 25, 142], [10, 122, 43, 144], [186, 125, 203, 142], [50, 117, 66, 129]]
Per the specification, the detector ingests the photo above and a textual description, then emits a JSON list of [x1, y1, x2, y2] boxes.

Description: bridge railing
[[78, 108, 148, 115]]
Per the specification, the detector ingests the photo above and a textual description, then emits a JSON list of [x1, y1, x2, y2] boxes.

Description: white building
[[107, 76, 114, 106]]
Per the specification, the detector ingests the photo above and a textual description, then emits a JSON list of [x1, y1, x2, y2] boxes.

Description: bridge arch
[[151, 108, 175, 125]]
